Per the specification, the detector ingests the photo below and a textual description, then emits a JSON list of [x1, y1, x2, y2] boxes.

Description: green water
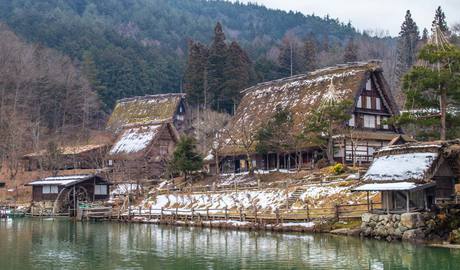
[[0, 219, 459, 270]]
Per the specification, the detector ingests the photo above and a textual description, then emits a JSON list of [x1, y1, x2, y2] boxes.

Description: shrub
[[329, 163, 345, 175]]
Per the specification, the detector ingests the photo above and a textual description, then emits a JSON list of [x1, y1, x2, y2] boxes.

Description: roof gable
[[108, 124, 163, 158], [106, 93, 186, 131]]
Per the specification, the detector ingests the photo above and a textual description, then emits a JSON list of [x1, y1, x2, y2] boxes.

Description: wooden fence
[[122, 202, 380, 224]]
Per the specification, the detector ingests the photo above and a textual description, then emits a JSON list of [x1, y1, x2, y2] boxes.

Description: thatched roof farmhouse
[[216, 61, 408, 173]]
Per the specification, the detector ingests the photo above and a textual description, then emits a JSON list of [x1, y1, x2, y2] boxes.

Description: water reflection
[[0, 219, 459, 270]]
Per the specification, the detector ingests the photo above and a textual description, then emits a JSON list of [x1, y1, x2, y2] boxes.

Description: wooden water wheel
[[63, 186, 90, 215]]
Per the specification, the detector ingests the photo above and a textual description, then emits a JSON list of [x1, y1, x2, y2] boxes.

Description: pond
[[0, 218, 459, 269]]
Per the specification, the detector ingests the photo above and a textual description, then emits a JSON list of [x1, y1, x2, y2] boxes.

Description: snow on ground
[[142, 189, 291, 213]]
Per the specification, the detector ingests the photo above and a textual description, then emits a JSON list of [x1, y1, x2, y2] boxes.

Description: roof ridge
[[117, 93, 186, 104], [241, 60, 382, 94]]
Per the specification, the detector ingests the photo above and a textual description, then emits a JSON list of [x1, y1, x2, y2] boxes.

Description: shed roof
[[353, 182, 436, 191], [106, 93, 185, 131], [26, 175, 102, 187], [361, 140, 460, 183], [219, 61, 400, 155]]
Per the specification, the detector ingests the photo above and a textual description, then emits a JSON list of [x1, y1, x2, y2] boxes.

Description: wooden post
[[206, 208, 209, 221], [335, 204, 340, 221], [306, 203, 310, 221], [367, 191, 370, 212], [191, 208, 195, 220], [239, 207, 243, 222], [406, 191, 410, 213], [149, 206, 152, 220], [254, 206, 258, 223], [176, 207, 179, 220], [275, 208, 280, 224], [139, 206, 141, 216], [224, 207, 228, 220], [160, 207, 164, 220]]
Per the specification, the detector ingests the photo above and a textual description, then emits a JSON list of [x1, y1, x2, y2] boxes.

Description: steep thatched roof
[[106, 93, 186, 132], [23, 144, 109, 159], [107, 122, 179, 160], [219, 60, 399, 155]]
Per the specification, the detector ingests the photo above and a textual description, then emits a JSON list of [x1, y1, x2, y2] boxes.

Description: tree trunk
[[440, 89, 447, 140], [327, 137, 335, 165], [246, 153, 254, 175]]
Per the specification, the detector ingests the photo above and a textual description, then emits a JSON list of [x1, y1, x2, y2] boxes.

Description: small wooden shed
[[353, 140, 460, 213]]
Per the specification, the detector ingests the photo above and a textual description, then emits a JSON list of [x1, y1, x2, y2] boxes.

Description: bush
[[329, 163, 345, 175]]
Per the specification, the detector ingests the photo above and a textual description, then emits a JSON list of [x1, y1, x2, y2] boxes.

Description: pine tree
[[168, 136, 203, 182], [343, 37, 358, 62], [421, 28, 429, 44], [278, 36, 304, 77], [222, 41, 253, 113], [304, 34, 318, 72], [395, 10, 420, 85], [184, 41, 209, 106], [399, 28, 460, 140], [432, 6, 449, 33], [207, 22, 228, 111]]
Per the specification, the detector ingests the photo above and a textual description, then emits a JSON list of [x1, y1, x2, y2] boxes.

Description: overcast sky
[[236, 0, 459, 36]]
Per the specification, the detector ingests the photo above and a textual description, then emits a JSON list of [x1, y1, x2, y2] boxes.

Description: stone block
[[401, 213, 424, 229], [362, 213, 378, 223]]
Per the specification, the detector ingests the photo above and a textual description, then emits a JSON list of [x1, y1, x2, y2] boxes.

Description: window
[[366, 96, 372, 109], [95, 185, 108, 195], [364, 115, 376, 128], [348, 114, 355, 127], [160, 145, 168, 156], [376, 115, 381, 127], [366, 79, 372, 91], [108, 160, 113, 166], [383, 117, 389, 129], [357, 96, 362, 108], [376, 98, 381, 110], [43, 185, 58, 194]]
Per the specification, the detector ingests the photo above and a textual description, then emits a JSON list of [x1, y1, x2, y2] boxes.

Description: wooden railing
[[121, 202, 381, 224]]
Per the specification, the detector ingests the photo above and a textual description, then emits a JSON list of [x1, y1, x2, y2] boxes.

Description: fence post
[[149, 206, 152, 219], [225, 207, 228, 220], [160, 207, 164, 220], [370, 200, 374, 212], [239, 207, 243, 222], [306, 204, 310, 221], [191, 208, 195, 220], [254, 206, 258, 223], [128, 204, 131, 220], [139, 206, 142, 216], [176, 207, 179, 220], [275, 208, 280, 224], [335, 204, 340, 221], [206, 208, 210, 221]]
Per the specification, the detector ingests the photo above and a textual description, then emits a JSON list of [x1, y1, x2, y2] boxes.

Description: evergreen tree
[[421, 28, 429, 44], [278, 36, 304, 77], [168, 136, 203, 181], [304, 99, 354, 164], [207, 22, 228, 111], [432, 6, 449, 33], [395, 10, 420, 85], [304, 34, 318, 72], [398, 28, 460, 140], [184, 41, 209, 106], [222, 41, 253, 113], [343, 37, 358, 62]]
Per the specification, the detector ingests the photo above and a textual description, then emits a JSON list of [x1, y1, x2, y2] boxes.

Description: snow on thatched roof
[[108, 124, 162, 157], [361, 140, 460, 183], [23, 144, 109, 159], [219, 60, 398, 155], [106, 93, 186, 131]]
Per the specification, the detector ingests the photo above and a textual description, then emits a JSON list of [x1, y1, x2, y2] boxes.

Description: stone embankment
[[360, 212, 437, 242]]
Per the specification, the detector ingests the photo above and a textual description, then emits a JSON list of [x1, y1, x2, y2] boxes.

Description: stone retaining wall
[[360, 212, 437, 242]]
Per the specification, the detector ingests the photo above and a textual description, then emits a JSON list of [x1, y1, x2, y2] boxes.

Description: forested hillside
[[0, 0, 392, 111]]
